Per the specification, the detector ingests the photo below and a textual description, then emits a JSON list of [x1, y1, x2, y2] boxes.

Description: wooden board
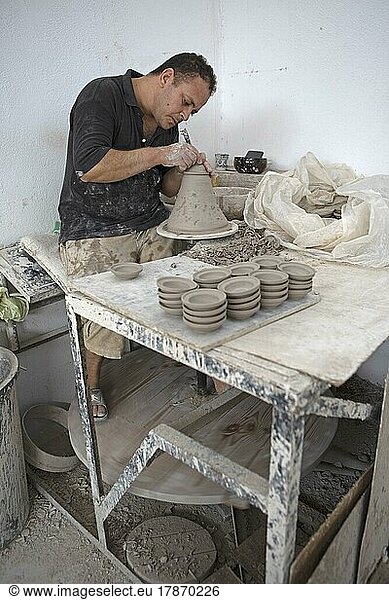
[[223, 262, 389, 385], [67, 347, 337, 505], [357, 376, 389, 582], [307, 488, 370, 583], [289, 467, 372, 583], [68, 255, 319, 352]]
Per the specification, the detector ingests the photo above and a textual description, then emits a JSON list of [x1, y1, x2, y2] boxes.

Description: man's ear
[[160, 68, 175, 88]]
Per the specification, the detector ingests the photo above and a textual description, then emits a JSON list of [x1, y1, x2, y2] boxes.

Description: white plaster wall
[[219, 0, 389, 174], [1, 0, 220, 247]]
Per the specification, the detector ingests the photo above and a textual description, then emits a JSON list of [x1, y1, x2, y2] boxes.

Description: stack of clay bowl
[[229, 262, 260, 277], [277, 261, 315, 300], [251, 255, 284, 270], [218, 276, 260, 320], [253, 269, 289, 309], [192, 266, 231, 289], [181, 289, 227, 332], [157, 276, 198, 316]]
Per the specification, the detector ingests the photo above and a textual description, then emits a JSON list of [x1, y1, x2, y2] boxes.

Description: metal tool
[[180, 127, 191, 145]]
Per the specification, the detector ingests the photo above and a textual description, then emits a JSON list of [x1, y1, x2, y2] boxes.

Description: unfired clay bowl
[[254, 269, 289, 286], [183, 309, 226, 324], [193, 267, 231, 285], [288, 290, 311, 300], [218, 276, 260, 298], [227, 290, 260, 305], [261, 288, 289, 299], [182, 289, 227, 312], [184, 302, 227, 319], [227, 295, 261, 311], [159, 302, 183, 316], [111, 263, 143, 280], [158, 290, 185, 301], [158, 298, 183, 309], [229, 262, 260, 277], [157, 277, 198, 294], [251, 256, 284, 269], [183, 315, 226, 332], [278, 262, 315, 281], [261, 294, 288, 308], [227, 304, 260, 320], [288, 282, 313, 290]]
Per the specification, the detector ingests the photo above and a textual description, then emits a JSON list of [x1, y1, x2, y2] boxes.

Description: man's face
[[155, 69, 211, 129]]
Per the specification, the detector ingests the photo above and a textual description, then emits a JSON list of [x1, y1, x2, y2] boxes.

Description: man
[[58, 53, 217, 420]]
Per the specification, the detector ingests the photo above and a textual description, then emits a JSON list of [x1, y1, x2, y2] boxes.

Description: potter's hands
[[161, 142, 213, 175]]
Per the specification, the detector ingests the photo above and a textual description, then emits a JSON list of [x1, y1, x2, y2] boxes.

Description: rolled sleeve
[[72, 83, 117, 174]]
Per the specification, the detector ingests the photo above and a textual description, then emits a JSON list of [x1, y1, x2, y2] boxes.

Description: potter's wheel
[[157, 219, 238, 240], [68, 348, 337, 506]]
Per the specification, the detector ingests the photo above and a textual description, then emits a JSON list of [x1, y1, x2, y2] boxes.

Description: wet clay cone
[[164, 164, 230, 235]]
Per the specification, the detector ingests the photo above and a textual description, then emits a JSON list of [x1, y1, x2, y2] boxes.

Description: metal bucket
[[0, 347, 29, 549]]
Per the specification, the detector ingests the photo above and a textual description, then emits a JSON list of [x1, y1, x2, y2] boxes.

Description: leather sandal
[[89, 388, 108, 421]]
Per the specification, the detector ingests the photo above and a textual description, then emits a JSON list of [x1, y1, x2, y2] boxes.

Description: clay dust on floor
[[0, 375, 387, 584]]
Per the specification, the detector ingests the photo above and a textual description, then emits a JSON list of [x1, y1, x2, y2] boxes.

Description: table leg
[[265, 406, 305, 583], [66, 301, 108, 547]]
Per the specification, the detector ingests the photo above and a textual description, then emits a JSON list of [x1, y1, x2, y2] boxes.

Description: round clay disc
[[124, 516, 217, 583], [157, 220, 238, 240]]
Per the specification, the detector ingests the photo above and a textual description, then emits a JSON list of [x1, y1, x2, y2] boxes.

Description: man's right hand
[[161, 142, 202, 173]]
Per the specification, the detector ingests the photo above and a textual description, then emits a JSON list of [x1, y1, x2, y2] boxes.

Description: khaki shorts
[[60, 227, 181, 358]]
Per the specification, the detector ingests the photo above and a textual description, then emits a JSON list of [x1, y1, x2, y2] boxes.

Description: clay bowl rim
[[251, 256, 284, 269], [197, 282, 224, 289], [261, 294, 288, 307], [192, 266, 232, 284], [227, 304, 260, 319], [253, 269, 289, 285], [227, 290, 261, 306], [181, 289, 227, 311], [157, 276, 198, 294], [111, 262, 143, 280], [288, 282, 313, 290], [277, 262, 316, 280], [229, 262, 260, 276], [158, 298, 183, 309], [227, 295, 261, 310], [158, 290, 185, 301], [288, 290, 311, 298], [217, 276, 260, 298], [183, 314, 226, 332], [259, 282, 288, 293], [261, 288, 290, 299], [182, 309, 226, 325], [159, 304, 183, 315], [184, 302, 227, 318]]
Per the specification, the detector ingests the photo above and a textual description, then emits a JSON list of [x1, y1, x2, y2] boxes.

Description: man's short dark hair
[[149, 52, 217, 95]]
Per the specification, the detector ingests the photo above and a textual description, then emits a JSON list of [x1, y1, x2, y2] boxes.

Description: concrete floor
[[0, 486, 388, 584]]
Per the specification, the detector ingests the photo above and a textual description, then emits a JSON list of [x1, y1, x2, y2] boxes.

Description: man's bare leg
[[85, 349, 106, 418]]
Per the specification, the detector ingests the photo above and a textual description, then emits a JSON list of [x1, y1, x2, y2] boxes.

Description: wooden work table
[[63, 253, 389, 583], [3, 234, 387, 582]]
